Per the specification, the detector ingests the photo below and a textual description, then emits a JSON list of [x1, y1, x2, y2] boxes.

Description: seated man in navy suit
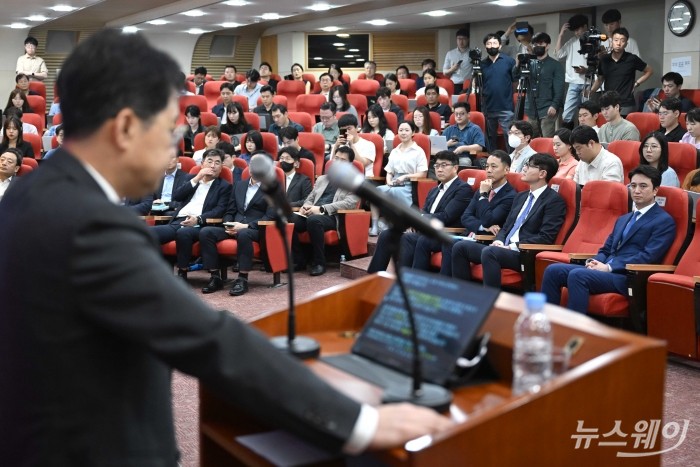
[[278, 146, 313, 207], [367, 150, 473, 272], [451, 153, 566, 288], [198, 154, 276, 296], [152, 147, 189, 214], [151, 149, 231, 280], [541, 165, 676, 314], [440, 150, 516, 276]]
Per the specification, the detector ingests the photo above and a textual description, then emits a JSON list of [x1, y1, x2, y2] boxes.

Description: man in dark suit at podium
[[0, 29, 451, 466], [367, 150, 473, 272]]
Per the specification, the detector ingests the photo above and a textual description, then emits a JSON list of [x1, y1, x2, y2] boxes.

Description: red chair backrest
[[276, 81, 306, 111], [232, 157, 248, 171], [435, 78, 455, 96], [674, 198, 700, 276], [346, 94, 369, 118], [27, 95, 46, 116], [295, 94, 327, 118], [416, 94, 450, 107], [458, 169, 487, 191], [28, 81, 46, 100], [607, 140, 641, 184], [51, 135, 58, 149], [184, 81, 196, 94], [341, 73, 352, 85], [193, 132, 232, 151], [416, 179, 438, 209], [228, 95, 249, 112], [384, 111, 399, 134], [392, 134, 430, 167], [548, 177, 580, 243], [296, 158, 316, 186], [357, 73, 384, 82], [189, 164, 233, 184], [297, 132, 325, 176], [23, 133, 41, 157], [358, 133, 385, 177], [302, 73, 317, 86], [680, 88, 700, 106], [679, 112, 686, 128], [256, 95, 288, 107], [530, 138, 555, 156], [52, 113, 62, 126], [406, 111, 441, 135], [392, 94, 409, 114], [399, 79, 417, 98], [506, 172, 530, 192], [349, 79, 380, 97], [21, 157, 38, 169], [288, 112, 314, 133], [561, 181, 629, 254], [241, 132, 279, 157], [596, 113, 606, 128], [655, 186, 693, 264], [21, 113, 44, 134], [626, 112, 660, 138], [668, 142, 699, 186], [244, 112, 260, 131], [179, 95, 208, 114], [178, 156, 197, 173], [17, 164, 33, 176], [203, 81, 226, 110], [200, 111, 218, 128], [242, 164, 285, 188]]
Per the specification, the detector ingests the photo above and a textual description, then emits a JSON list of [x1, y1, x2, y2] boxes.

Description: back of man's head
[[599, 91, 621, 109], [57, 29, 181, 139], [337, 113, 358, 128]]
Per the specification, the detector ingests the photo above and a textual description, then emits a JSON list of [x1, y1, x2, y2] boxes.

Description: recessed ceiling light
[[366, 19, 390, 26], [491, 0, 521, 5], [223, 0, 250, 5], [27, 15, 49, 21], [147, 19, 169, 25], [308, 3, 332, 11], [122, 26, 138, 33], [336, 33, 349, 38], [186, 28, 207, 34], [313, 56, 323, 60], [349, 48, 359, 52], [320, 26, 339, 32], [261, 13, 280, 20], [10, 23, 30, 29], [424, 10, 450, 17], [50, 5, 77, 12], [220, 22, 241, 28], [337, 47, 346, 51], [332, 42, 344, 46], [181, 9, 206, 17], [344, 54, 354, 58]]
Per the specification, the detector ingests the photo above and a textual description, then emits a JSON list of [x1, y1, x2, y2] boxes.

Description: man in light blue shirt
[[233, 69, 263, 110]]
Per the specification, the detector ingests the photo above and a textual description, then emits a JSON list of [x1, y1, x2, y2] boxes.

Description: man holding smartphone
[[329, 114, 375, 175], [443, 28, 473, 94], [554, 14, 590, 129]]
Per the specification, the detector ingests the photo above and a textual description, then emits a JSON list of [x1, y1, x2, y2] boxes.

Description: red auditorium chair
[[20, 157, 38, 169], [52, 113, 62, 126], [244, 112, 260, 131], [288, 112, 314, 133], [668, 142, 700, 185], [357, 73, 384, 82], [436, 78, 455, 96], [177, 156, 197, 173], [392, 94, 409, 114], [529, 138, 555, 156], [178, 95, 208, 114], [50, 135, 59, 149], [294, 158, 316, 187], [297, 132, 325, 175], [647, 199, 700, 361], [200, 112, 218, 128], [349, 79, 380, 97], [384, 112, 399, 134], [17, 164, 33, 176], [229, 95, 250, 112], [505, 171, 530, 193], [276, 81, 306, 111], [399, 79, 417, 98], [241, 132, 278, 157], [626, 112, 660, 138], [295, 94, 327, 120], [28, 81, 46, 100], [232, 158, 247, 172], [569, 187, 693, 331], [534, 181, 629, 291], [22, 113, 44, 135], [607, 140, 641, 184], [203, 81, 226, 110], [302, 73, 317, 87], [27, 95, 46, 116], [358, 133, 385, 180], [256, 95, 288, 108], [193, 132, 232, 152], [24, 133, 42, 158], [406, 112, 441, 135], [680, 88, 700, 107], [346, 94, 369, 119]]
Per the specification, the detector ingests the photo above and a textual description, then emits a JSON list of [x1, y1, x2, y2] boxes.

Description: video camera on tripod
[[578, 27, 607, 68], [469, 48, 482, 69], [516, 53, 538, 71]]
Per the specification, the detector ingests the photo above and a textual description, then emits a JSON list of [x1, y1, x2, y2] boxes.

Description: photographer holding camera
[[554, 14, 590, 129], [443, 28, 473, 95], [481, 33, 516, 152], [513, 32, 564, 137]]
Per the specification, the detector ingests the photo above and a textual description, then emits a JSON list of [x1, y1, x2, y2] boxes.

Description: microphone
[[327, 162, 453, 245], [249, 154, 292, 220]]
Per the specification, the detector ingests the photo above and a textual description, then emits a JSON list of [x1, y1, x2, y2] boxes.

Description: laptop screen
[[351, 269, 499, 385]]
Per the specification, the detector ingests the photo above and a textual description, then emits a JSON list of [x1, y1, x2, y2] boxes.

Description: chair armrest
[[153, 216, 173, 223], [474, 234, 495, 242], [365, 176, 385, 183], [626, 264, 677, 272], [206, 218, 223, 224], [338, 209, 369, 214], [444, 227, 464, 233], [569, 253, 595, 260], [258, 220, 276, 226], [519, 244, 564, 251]]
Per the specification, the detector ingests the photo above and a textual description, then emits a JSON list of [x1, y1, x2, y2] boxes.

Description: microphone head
[[249, 153, 276, 184], [327, 160, 364, 192]]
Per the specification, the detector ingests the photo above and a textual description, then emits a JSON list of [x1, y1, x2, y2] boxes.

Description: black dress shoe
[[309, 264, 326, 276], [229, 277, 249, 296], [201, 275, 223, 294]]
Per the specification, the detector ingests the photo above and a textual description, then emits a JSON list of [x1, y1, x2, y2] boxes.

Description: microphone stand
[[268, 208, 320, 359], [380, 224, 453, 412]]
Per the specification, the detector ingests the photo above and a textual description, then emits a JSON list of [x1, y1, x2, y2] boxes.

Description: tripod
[[514, 61, 540, 124], [469, 62, 491, 149]]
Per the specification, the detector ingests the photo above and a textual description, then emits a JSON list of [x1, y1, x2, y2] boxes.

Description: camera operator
[[590, 28, 652, 117], [554, 14, 590, 129], [513, 32, 564, 137], [600, 9, 640, 57], [481, 33, 516, 152], [443, 28, 473, 95], [500, 22, 534, 59]]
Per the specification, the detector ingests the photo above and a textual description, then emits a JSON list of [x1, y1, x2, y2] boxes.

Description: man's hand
[[180, 215, 198, 227], [505, 21, 517, 37], [646, 97, 660, 112], [368, 404, 454, 450], [485, 225, 500, 235], [573, 65, 586, 75], [559, 23, 570, 37], [193, 166, 215, 183], [306, 206, 322, 215], [585, 259, 610, 272], [479, 178, 493, 194]]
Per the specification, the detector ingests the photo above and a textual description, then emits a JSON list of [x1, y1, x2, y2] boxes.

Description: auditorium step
[[340, 257, 373, 280]]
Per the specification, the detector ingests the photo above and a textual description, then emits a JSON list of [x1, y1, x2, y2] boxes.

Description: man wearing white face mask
[[507, 120, 536, 173]]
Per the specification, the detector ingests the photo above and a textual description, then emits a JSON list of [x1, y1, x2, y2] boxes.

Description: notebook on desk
[[323, 269, 499, 387]]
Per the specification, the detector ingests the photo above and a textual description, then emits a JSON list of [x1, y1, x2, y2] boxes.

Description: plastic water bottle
[[339, 255, 346, 263], [512, 292, 553, 396]]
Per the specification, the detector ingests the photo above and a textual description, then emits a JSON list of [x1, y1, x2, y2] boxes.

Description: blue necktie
[[622, 211, 640, 240], [505, 193, 535, 245]]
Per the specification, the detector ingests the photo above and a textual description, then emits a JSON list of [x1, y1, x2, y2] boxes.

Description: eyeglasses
[[657, 111, 673, 116], [526, 162, 543, 170], [454, 112, 467, 117], [434, 163, 454, 169], [643, 144, 661, 150]]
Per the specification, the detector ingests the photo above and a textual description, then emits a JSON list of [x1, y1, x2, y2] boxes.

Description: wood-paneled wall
[[372, 32, 437, 74], [190, 34, 258, 78]]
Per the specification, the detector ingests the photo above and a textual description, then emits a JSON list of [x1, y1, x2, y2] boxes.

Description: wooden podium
[[200, 273, 666, 466]]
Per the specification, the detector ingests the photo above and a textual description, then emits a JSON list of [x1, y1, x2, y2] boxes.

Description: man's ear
[[111, 107, 140, 152]]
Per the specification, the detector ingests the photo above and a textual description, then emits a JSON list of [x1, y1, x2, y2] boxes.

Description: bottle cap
[[524, 292, 546, 310]]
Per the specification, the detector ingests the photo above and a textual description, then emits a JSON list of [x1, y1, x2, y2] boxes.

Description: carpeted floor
[[172, 266, 700, 467]]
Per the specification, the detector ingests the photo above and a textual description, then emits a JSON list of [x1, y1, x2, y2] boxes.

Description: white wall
[[0, 29, 38, 102], [142, 32, 199, 74], [277, 32, 306, 77]]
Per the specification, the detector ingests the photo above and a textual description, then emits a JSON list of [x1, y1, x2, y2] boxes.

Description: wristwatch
[[319, 206, 326, 214]]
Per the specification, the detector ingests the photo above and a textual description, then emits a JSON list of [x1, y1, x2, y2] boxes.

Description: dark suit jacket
[[593, 203, 676, 273], [155, 169, 189, 211], [422, 177, 473, 227], [124, 193, 154, 215], [286, 172, 313, 208], [223, 180, 274, 229], [461, 182, 516, 234], [171, 174, 231, 222], [0, 149, 361, 465], [495, 186, 566, 245]]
